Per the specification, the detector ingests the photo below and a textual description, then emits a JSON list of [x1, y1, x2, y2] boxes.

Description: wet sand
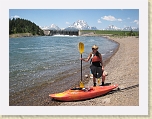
[[9, 36, 139, 106]]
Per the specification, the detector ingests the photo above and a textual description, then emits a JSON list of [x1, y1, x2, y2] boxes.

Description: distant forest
[[9, 18, 44, 36]]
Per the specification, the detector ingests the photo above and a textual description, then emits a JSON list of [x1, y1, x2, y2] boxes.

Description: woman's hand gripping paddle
[[78, 42, 84, 88]]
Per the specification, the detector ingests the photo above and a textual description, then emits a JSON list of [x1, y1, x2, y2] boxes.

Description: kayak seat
[[71, 87, 93, 91]]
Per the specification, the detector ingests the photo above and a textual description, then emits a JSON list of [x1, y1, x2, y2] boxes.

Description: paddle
[[78, 42, 84, 88], [97, 78, 101, 85]]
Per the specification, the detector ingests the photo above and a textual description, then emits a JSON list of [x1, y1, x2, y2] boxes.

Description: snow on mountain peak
[[50, 24, 60, 30], [65, 20, 97, 30], [105, 25, 139, 31], [41, 24, 60, 30], [40, 20, 138, 31]]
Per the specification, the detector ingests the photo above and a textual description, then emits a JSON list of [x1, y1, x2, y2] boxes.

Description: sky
[[9, 9, 139, 30]]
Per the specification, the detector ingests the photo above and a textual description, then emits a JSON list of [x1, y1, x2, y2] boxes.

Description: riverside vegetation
[[9, 18, 44, 38], [80, 30, 139, 37]]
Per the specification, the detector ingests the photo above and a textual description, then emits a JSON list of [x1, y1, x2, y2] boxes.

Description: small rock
[[101, 98, 110, 104], [85, 74, 88, 78]]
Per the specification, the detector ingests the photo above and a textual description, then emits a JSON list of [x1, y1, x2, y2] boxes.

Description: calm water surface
[[9, 36, 118, 93]]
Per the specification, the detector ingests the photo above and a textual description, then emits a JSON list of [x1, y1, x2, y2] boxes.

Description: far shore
[[9, 32, 139, 38], [9, 33, 40, 38]]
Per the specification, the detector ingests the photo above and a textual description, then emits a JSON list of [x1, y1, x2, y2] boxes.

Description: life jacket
[[91, 53, 101, 63]]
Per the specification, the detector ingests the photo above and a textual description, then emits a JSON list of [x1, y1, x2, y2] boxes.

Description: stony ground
[[60, 36, 139, 106]]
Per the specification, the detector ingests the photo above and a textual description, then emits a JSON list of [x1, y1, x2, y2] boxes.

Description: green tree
[[9, 18, 44, 36]]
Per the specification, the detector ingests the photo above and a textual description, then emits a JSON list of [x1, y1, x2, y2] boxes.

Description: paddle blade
[[80, 81, 84, 88], [78, 42, 84, 54]]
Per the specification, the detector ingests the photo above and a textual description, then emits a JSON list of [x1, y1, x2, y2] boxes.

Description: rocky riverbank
[[59, 36, 139, 106]]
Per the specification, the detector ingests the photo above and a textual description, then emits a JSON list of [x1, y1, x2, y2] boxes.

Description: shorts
[[90, 64, 103, 78]]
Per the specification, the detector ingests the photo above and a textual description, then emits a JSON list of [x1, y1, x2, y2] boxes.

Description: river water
[[9, 35, 118, 94]]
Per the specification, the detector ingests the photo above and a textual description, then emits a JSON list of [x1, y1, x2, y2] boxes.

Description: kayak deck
[[49, 84, 118, 101]]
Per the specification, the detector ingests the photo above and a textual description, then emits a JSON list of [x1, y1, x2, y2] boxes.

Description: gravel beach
[[9, 36, 139, 106], [59, 36, 139, 106]]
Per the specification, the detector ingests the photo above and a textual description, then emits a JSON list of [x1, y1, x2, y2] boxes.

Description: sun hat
[[92, 45, 98, 49]]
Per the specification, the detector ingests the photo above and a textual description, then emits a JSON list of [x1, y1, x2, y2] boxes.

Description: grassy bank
[[80, 30, 139, 37]]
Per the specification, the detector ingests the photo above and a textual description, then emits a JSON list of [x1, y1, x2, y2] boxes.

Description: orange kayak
[[49, 84, 118, 101]]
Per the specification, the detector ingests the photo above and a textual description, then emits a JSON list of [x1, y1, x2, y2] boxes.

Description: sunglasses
[[92, 48, 97, 50]]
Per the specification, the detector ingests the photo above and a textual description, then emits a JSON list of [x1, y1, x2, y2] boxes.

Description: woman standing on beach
[[80, 45, 105, 86]]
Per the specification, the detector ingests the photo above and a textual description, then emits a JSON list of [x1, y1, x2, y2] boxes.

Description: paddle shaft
[[81, 54, 82, 81]]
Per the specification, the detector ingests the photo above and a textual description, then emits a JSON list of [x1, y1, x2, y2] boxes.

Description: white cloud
[[66, 22, 70, 24], [127, 17, 130, 20], [117, 19, 122, 21], [97, 19, 102, 23], [134, 20, 139, 24], [11, 15, 20, 19], [101, 15, 122, 22], [101, 15, 116, 21]]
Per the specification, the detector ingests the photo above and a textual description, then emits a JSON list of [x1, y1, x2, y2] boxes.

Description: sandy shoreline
[[9, 36, 139, 106], [60, 36, 139, 106]]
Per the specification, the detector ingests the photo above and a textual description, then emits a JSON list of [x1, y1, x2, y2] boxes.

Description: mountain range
[[41, 20, 139, 31], [104, 25, 139, 31]]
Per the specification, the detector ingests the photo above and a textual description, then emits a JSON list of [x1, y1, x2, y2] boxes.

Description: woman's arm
[[81, 52, 92, 62]]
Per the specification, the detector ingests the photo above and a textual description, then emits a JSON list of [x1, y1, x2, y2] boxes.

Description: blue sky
[[9, 9, 139, 30]]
